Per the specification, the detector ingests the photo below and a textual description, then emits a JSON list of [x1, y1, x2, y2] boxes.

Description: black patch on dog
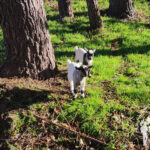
[[74, 89, 77, 94], [83, 53, 88, 65], [81, 90, 84, 94], [75, 66, 89, 77]]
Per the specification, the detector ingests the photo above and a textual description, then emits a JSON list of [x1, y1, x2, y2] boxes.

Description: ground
[[0, 0, 150, 149]]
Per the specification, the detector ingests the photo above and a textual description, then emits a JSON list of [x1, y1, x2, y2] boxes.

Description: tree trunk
[[109, 0, 135, 19], [0, 0, 56, 79], [86, 0, 103, 30], [0, 15, 1, 26], [58, 0, 74, 20]]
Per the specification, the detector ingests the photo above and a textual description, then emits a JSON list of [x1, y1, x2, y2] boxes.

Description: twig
[[34, 114, 108, 146]]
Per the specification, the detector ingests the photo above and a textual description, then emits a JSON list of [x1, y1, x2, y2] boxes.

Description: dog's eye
[[89, 55, 93, 57], [88, 54, 93, 56]]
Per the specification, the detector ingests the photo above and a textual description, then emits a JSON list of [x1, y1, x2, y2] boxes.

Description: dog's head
[[85, 48, 96, 60]]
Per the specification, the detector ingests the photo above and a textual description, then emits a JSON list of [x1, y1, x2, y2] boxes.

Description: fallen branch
[[34, 114, 108, 146]]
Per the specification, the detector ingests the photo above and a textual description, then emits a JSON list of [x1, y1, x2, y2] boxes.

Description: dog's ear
[[87, 49, 91, 54], [93, 49, 96, 53]]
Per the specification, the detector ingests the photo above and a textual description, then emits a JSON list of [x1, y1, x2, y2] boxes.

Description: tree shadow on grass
[[54, 40, 91, 59], [55, 51, 75, 59], [100, 8, 109, 17], [54, 40, 150, 58], [47, 12, 90, 35], [74, 11, 88, 17], [47, 14, 60, 22], [0, 87, 53, 149], [68, 21, 90, 33], [50, 20, 90, 35], [95, 45, 150, 57], [47, 11, 88, 22], [105, 18, 150, 29]]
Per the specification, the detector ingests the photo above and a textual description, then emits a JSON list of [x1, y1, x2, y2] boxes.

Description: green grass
[[0, 29, 5, 66], [1, 0, 150, 149]]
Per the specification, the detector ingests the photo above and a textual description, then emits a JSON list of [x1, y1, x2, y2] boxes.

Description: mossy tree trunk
[[109, 0, 135, 19], [58, 0, 74, 20], [0, 0, 56, 79], [86, 0, 103, 30]]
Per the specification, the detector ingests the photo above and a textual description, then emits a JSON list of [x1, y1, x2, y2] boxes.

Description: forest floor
[[0, 74, 148, 150], [1, 0, 150, 149]]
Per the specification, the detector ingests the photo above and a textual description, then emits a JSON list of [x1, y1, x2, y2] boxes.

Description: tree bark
[[58, 0, 74, 20], [0, 0, 56, 79], [86, 0, 103, 30], [109, 0, 135, 19], [0, 14, 1, 26]]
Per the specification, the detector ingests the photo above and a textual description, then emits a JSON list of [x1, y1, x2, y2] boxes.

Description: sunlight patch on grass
[[1, 0, 150, 149]]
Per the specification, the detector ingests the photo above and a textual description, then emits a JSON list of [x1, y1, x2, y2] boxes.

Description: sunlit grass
[[0, 0, 150, 149]]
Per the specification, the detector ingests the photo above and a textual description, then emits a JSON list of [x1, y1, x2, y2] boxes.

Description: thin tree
[[58, 0, 74, 21], [108, 0, 135, 19], [86, 0, 103, 30], [0, 0, 56, 79]]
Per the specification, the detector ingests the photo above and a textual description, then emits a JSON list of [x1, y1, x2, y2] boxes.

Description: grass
[[0, 0, 150, 149], [0, 29, 5, 66]]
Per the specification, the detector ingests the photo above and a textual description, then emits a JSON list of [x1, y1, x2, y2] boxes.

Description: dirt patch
[[101, 80, 119, 100], [0, 69, 73, 149], [110, 37, 123, 52], [0, 68, 69, 93], [0, 68, 71, 113]]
